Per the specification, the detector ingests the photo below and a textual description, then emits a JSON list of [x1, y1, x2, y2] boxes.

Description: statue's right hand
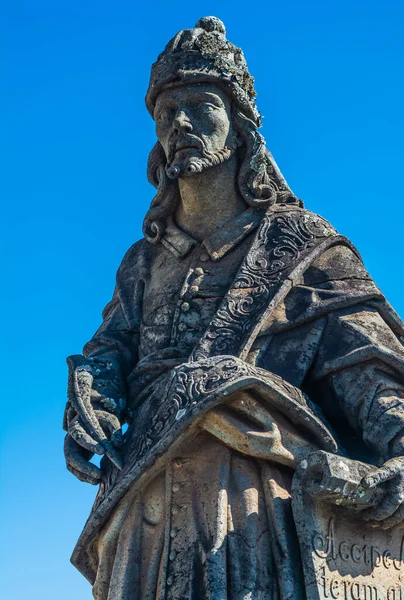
[[64, 405, 123, 485], [63, 354, 125, 484], [64, 433, 102, 485]]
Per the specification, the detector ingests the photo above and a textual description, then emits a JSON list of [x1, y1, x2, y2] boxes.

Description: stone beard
[[164, 130, 234, 180], [64, 16, 404, 600]]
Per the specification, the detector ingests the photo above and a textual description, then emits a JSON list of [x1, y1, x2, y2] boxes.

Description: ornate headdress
[[146, 16, 261, 126]]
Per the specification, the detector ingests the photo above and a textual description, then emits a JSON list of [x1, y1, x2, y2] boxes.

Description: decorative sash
[[191, 204, 348, 361]]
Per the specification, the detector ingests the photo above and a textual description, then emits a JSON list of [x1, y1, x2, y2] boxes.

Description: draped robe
[[68, 206, 404, 600]]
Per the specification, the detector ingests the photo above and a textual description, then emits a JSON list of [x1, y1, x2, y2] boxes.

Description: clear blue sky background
[[2, 1, 403, 598]]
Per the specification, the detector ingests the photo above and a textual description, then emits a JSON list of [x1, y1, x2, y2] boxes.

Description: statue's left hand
[[360, 457, 404, 529]]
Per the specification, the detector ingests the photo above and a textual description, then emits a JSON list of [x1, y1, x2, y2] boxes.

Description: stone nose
[[173, 110, 193, 134]]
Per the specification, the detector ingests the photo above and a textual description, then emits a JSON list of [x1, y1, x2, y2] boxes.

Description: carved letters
[[293, 455, 404, 600], [310, 516, 404, 599]]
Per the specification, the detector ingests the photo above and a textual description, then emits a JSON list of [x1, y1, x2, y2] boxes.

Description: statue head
[[154, 83, 238, 181], [143, 17, 299, 244]]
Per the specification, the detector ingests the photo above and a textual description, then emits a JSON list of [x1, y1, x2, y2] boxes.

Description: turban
[[146, 16, 261, 126]]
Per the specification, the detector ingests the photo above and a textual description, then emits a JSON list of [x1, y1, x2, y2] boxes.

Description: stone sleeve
[[83, 286, 140, 381], [62, 287, 140, 428], [308, 306, 404, 462], [255, 241, 404, 462], [72, 241, 146, 412], [327, 362, 404, 462]]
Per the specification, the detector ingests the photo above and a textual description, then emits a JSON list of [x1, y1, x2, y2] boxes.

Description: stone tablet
[[293, 452, 404, 600]]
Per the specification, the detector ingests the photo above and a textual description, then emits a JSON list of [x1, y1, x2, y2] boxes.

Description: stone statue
[[64, 17, 404, 600]]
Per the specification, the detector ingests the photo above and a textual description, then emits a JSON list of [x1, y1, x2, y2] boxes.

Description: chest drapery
[[69, 203, 404, 600], [71, 205, 404, 587]]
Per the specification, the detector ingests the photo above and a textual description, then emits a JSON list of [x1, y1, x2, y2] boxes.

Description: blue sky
[[2, 1, 404, 598]]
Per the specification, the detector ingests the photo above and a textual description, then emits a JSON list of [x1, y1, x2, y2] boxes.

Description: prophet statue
[[64, 16, 404, 600]]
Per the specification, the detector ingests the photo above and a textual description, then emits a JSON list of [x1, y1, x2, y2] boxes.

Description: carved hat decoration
[[146, 16, 262, 126]]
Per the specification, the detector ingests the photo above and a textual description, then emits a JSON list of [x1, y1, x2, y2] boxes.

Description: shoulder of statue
[[259, 203, 339, 253], [267, 203, 335, 231], [116, 238, 149, 280], [263, 203, 370, 282]]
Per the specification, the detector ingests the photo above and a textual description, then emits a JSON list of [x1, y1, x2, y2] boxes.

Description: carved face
[[154, 83, 237, 178]]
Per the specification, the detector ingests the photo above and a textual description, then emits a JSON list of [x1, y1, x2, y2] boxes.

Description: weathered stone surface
[[293, 452, 404, 600], [63, 16, 404, 600]]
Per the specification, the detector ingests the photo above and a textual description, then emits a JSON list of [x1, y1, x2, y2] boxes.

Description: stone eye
[[156, 109, 173, 123]]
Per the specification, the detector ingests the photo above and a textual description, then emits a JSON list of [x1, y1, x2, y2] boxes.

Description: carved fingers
[[376, 504, 404, 530], [361, 457, 404, 528], [67, 410, 122, 452], [90, 386, 121, 415], [68, 415, 105, 455], [362, 458, 404, 489], [64, 434, 102, 485], [65, 410, 123, 484], [96, 410, 123, 448], [362, 483, 404, 525]]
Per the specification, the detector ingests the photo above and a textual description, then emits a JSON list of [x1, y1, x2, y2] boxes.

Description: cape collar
[[161, 207, 264, 261]]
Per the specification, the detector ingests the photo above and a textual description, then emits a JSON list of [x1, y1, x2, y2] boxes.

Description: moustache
[[166, 133, 210, 179], [167, 133, 207, 164]]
